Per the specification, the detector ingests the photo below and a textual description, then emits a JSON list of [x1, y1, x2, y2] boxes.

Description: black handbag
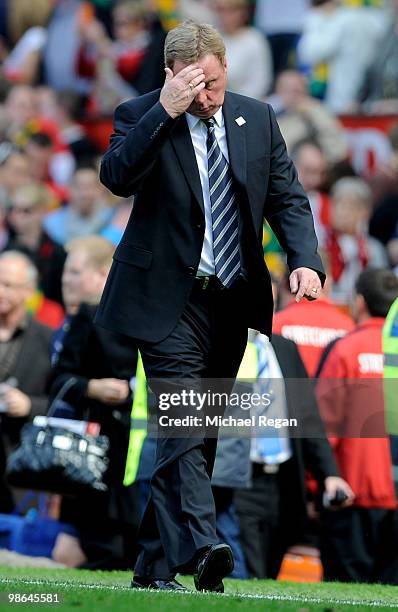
[[6, 378, 110, 495]]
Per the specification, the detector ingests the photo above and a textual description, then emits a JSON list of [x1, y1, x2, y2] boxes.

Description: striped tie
[[205, 118, 240, 288]]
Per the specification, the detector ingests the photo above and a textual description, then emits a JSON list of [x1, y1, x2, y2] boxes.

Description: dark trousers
[[134, 279, 248, 579], [234, 466, 285, 579], [321, 506, 398, 584]]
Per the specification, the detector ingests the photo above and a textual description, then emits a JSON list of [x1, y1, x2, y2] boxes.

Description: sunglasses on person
[[8, 206, 36, 215]]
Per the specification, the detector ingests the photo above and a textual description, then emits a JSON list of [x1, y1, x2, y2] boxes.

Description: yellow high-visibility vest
[[123, 352, 148, 486], [383, 298, 398, 435], [237, 341, 258, 380]]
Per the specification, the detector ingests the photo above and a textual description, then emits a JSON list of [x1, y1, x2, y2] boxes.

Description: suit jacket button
[[187, 266, 195, 276]]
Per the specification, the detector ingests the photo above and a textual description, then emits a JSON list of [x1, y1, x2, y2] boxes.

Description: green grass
[[0, 567, 398, 611]]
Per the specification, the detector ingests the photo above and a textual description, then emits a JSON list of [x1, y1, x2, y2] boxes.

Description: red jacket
[[273, 298, 354, 377], [317, 318, 396, 509]]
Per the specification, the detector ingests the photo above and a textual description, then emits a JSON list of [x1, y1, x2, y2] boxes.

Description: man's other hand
[[290, 267, 322, 302]]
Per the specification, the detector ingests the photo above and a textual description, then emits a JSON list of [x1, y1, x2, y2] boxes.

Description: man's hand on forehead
[[160, 64, 206, 119]]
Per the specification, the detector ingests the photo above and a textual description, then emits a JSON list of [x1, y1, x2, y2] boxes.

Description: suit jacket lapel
[[169, 115, 204, 214], [223, 92, 247, 187]]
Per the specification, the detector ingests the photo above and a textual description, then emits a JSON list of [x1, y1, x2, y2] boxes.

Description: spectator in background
[[61, 235, 113, 318], [179, 0, 217, 23], [25, 132, 74, 203], [325, 177, 388, 305], [52, 235, 117, 363], [3, 84, 62, 149], [5, 0, 52, 45], [368, 127, 398, 274], [3, 85, 75, 202], [34, 85, 59, 121], [0, 143, 30, 208], [273, 253, 354, 377], [370, 196, 398, 274], [317, 268, 398, 584], [368, 122, 398, 205], [43, 0, 93, 95], [291, 140, 330, 247], [3, 84, 38, 142], [229, 327, 353, 579], [43, 166, 114, 246], [254, 0, 310, 77], [360, 0, 398, 114], [298, 0, 383, 113], [269, 70, 348, 164], [0, 0, 52, 85], [0, 251, 52, 508], [78, 0, 166, 113], [49, 235, 140, 569], [54, 90, 99, 166], [212, 0, 273, 99], [5, 183, 66, 306]]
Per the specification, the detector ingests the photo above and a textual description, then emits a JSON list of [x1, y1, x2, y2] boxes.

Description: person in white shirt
[[255, 0, 310, 75], [298, 0, 385, 113], [2, 27, 47, 85], [213, 0, 273, 99]]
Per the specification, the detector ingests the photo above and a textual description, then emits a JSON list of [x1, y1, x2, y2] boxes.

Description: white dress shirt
[[185, 108, 229, 276]]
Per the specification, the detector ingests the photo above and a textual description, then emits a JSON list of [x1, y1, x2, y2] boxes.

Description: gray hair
[[164, 20, 226, 69], [0, 250, 38, 288], [331, 177, 373, 208]]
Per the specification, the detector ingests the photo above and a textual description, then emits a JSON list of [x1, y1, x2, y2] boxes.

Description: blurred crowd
[[0, 0, 398, 586]]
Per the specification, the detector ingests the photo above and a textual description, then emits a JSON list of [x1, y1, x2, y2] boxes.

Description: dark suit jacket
[[96, 90, 325, 342]]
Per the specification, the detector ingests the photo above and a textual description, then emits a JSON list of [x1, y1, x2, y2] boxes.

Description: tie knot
[[204, 118, 215, 132]]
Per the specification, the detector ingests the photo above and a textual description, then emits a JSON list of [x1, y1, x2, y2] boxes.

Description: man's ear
[[353, 293, 367, 321]]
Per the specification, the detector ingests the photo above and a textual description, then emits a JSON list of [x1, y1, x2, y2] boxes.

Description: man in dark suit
[[96, 20, 325, 592]]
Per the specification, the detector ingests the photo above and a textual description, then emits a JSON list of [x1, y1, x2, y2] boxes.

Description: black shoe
[[194, 543, 234, 591], [131, 577, 188, 591]]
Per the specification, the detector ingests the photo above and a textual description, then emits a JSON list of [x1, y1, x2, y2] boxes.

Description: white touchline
[[0, 577, 397, 608]]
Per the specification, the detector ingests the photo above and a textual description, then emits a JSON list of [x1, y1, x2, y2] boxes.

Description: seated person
[[0, 251, 52, 508], [49, 236, 140, 569]]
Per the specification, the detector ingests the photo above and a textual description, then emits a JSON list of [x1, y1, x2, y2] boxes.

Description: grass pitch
[[1, 567, 398, 611]]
